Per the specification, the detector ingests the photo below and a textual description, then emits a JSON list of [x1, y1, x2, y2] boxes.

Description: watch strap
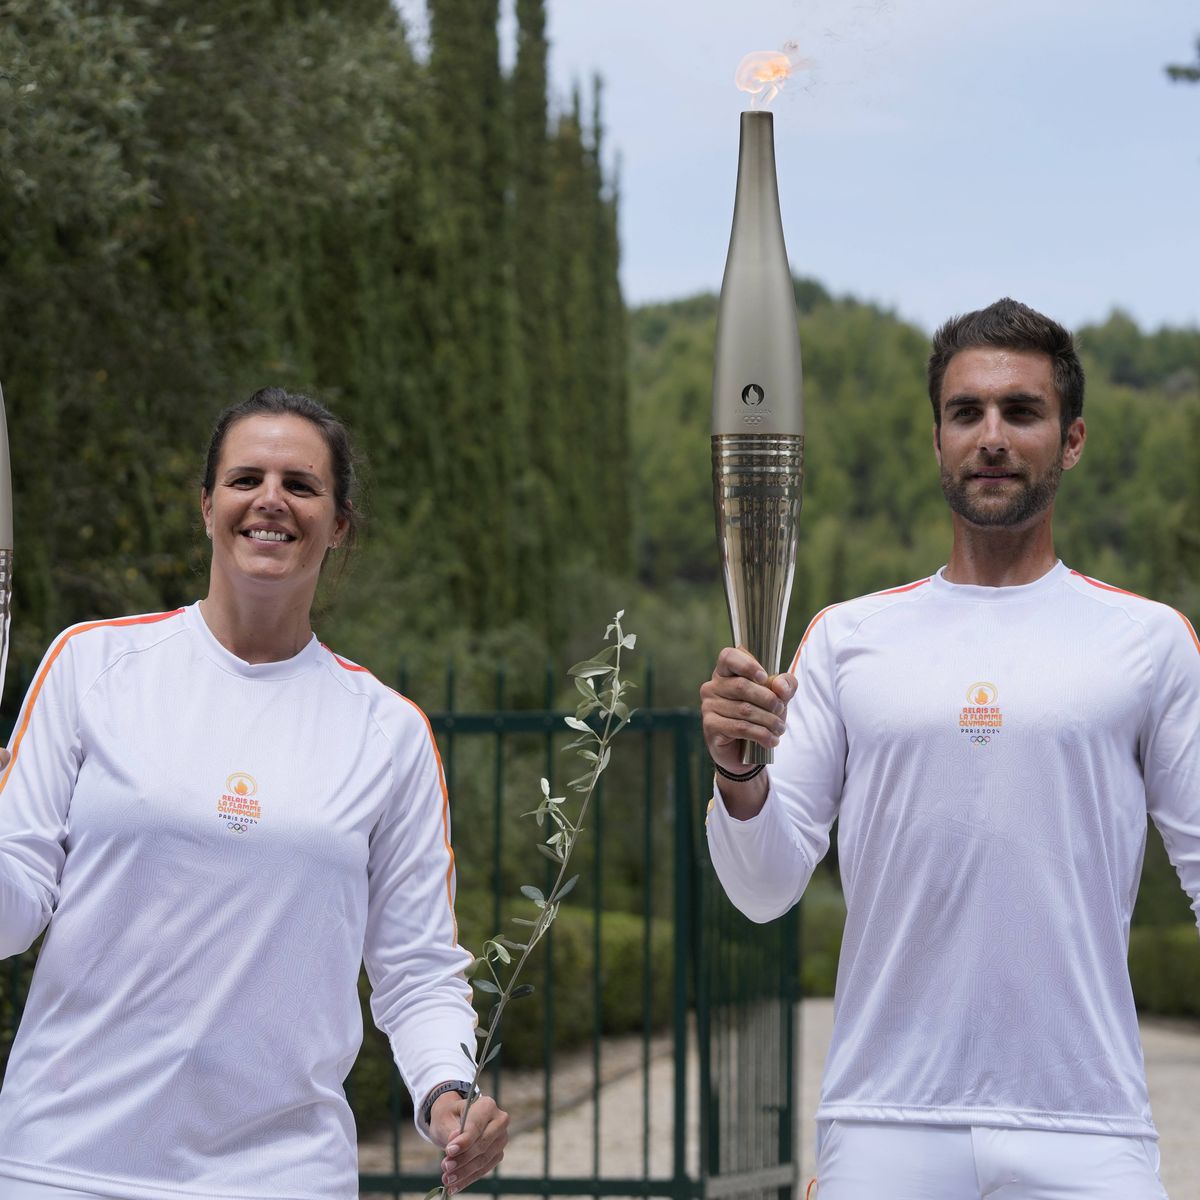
[[421, 1079, 477, 1126]]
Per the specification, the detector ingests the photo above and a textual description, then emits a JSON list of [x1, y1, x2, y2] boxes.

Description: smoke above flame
[[735, 42, 806, 109]]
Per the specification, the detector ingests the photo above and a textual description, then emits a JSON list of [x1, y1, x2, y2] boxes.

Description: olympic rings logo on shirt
[[970, 734, 991, 745], [228, 822, 249, 834]]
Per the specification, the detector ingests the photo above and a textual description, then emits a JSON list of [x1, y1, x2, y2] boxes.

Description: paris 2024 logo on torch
[[740, 382, 768, 427], [217, 772, 261, 834], [959, 682, 1002, 745]]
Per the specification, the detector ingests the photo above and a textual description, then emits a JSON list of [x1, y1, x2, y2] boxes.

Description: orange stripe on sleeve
[[788, 578, 931, 672], [396, 694, 459, 944], [1068, 569, 1144, 598], [1070, 571, 1200, 656], [0, 609, 184, 795], [326, 648, 460, 943], [1174, 611, 1200, 656], [875, 577, 931, 597], [790, 605, 838, 672]]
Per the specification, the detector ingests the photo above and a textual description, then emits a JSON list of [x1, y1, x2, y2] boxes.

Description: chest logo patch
[[218, 772, 262, 833], [960, 681, 1002, 744]]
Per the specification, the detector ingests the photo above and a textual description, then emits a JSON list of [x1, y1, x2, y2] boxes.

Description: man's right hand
[[699, 648, 796, 819]]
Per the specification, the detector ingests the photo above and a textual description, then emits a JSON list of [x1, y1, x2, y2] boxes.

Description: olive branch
[[425, 611, 637, 1198]]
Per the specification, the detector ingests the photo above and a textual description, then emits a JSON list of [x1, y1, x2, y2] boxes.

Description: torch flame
[[734, 43, 805, 110]]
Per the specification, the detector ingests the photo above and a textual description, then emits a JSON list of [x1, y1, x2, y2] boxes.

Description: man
[[700, 299, 1199, 1199]]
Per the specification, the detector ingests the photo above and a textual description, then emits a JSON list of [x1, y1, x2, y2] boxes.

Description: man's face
[[934, 347, 1085, 528]]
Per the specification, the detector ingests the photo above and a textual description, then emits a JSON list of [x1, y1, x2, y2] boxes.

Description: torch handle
[[712, 434, 804, 765]]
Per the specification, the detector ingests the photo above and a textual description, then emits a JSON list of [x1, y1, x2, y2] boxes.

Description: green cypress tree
[[426, 0, 518, 627], [509, 0, 562, 622], [587, 76, 631, 572]]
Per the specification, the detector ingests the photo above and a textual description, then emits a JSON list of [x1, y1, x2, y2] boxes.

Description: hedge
[[346, 895, 674, 1129], [796, 887, 1200, 1023], [1128, 924, 1200, 1019]]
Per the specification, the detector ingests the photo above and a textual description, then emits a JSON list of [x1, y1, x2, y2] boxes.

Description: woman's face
[[200, 414, 348, 605]]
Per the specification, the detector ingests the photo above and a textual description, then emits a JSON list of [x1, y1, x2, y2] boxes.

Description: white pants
[[811, 1120, 1169, 1199], [0, 1181, 113, 1199]]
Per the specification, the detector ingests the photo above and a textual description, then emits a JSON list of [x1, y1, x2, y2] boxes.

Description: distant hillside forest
[[629, 282, 1200, 703]]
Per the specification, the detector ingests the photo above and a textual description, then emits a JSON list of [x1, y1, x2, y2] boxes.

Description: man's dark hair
[[927, 298, 1085, 437], [202, 387, 362, 551]]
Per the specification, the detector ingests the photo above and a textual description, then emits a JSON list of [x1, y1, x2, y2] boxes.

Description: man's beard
[[940, 457, 1063, 527]]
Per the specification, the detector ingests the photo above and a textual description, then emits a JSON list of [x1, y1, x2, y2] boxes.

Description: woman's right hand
[[0, 747, 9, 771]]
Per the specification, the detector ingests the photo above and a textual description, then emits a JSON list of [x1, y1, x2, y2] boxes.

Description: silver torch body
[[711, 111, 805, 765], [0, 381, 11, 711]]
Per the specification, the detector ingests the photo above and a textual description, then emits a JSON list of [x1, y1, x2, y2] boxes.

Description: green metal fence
[[1, 673, 800, 1200]]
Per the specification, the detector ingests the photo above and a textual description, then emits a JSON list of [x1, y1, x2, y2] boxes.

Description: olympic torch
[[0, 381, 12, 712], [712, 61, 805, 766]]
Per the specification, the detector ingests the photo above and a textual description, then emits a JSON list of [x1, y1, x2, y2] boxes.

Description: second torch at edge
[[711, 110, 805, 766]]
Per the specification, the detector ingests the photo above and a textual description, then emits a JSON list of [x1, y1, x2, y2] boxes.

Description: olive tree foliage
[[0, 1, 420, 658], [0, 0, 630, 702]]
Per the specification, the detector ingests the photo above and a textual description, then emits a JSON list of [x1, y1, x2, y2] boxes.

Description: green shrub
[[1128, 924, 1200, 1019], [800, 876, 846, 997]]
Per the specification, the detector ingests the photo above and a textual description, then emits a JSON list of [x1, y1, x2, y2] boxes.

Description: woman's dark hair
[[927, 298, 1085, 439], [202, 387, 362, 550]]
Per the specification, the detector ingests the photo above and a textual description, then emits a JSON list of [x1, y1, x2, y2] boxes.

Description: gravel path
[[363, 1000, 1199, 1197]]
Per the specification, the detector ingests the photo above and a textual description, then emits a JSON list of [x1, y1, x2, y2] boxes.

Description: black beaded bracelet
[[713, 760, 766, 783]]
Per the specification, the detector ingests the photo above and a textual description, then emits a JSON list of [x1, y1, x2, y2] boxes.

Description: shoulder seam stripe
[[1179, 612, 1200, 656], [789, 578, 931, 671], [395, 693, 459, 944], [1069, 570, 1199, 657], [1179, 611, 1200, 656], [875, 577, 931, 596], [0, 610, 185, 797], [323, 644, 460, 943], [327, 648, 369, 673], [1068, 569, 1146, 599], [790, 604, 838, 672]]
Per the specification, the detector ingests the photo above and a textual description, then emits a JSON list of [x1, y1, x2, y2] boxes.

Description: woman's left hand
[[431, 1091, 509, 1195]]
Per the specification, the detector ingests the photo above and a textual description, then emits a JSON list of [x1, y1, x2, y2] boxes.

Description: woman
[[0, 389, 507, 1199]]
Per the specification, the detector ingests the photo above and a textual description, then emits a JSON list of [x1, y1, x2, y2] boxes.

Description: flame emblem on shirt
[[959, 681, 1002, 741], [218, 772, 262, 830]]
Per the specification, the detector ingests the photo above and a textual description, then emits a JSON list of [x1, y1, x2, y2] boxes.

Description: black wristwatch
[[421, 1079, 478, 1126]]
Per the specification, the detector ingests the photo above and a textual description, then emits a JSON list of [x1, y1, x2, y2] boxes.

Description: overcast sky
[[400, 1, 1200, 333]]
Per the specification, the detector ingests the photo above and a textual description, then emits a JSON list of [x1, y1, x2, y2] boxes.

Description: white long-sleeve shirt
[[708, 562, 1200, 1137], [0, 603, 476, 1200]]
